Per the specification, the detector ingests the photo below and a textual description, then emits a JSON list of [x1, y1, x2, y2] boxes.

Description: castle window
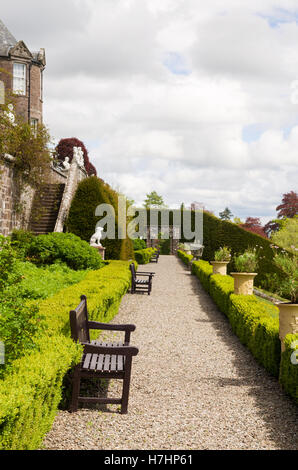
[[13, 63, 26, 95], [30, 118, 38, 136]]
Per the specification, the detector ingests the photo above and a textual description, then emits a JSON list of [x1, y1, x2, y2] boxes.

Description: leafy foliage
[[24, 232, 104, 270], [219, 207, 233, 220], [0, 99, 52, 206], [143, 191, 165, 208], [240, 217, 267, 238], [66, 176, 134, 260], [276, 191, 298, 219], [233, 248, 258, 273], [271, 217, 298, 255], [55, 137, 97, 177], [133, 238, 147, 250]]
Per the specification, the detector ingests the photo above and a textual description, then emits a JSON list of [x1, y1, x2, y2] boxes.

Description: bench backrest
[[70, 295, 90, 344], [129, 263, 136, 288]]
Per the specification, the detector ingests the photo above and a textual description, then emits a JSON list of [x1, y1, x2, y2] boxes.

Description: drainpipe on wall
[[28, 63, 32, 123]]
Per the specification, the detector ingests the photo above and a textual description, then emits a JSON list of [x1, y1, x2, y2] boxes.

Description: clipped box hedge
[[134, 248, 156, 265], [279, 334, 298, 404], [177, 250, 193, 266], [190, 259, 298, 402], [0, 260, 133, 450]]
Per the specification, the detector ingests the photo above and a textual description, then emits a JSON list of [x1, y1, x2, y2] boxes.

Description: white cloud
[[1, 0, 298, 220]]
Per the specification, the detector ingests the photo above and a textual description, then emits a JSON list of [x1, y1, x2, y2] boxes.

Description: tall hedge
[[66, 176, 134, 261]]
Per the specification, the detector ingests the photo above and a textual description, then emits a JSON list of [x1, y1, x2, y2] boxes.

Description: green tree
[[219, 207, 233, 220], [143, 191, 166, 208], [271, 217, 298, 255]]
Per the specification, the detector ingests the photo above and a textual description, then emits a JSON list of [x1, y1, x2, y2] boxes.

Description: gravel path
[[43, 255, 298, 450]]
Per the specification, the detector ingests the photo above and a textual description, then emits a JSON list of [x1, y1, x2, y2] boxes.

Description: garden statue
[[90, 226, 105, 260], [61, 156, 70, 171], [73, 146, 84, 168], [90, 226, 104, 247]]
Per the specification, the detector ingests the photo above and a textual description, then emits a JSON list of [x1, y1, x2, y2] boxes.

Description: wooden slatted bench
[[69, 295, 139, 414], [130, 263, 154, 295], [150, 249, 160, 263]]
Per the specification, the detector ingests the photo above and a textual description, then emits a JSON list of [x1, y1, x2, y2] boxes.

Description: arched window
[[0, 81, 4, 104]]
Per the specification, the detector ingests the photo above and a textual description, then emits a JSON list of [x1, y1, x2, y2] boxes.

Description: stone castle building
[[0, 18, 45, 127], [0, 19, 87, 237]]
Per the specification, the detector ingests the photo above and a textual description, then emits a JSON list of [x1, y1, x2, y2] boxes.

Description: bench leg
[[69, 366, 81, 413], [121, 357, 133, 414]]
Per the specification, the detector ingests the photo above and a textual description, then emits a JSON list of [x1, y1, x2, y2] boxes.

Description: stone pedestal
[[210, 261, 229, 275], [230, 272, 257, 295], [91, 244, 106, 260], [278, 303, 298, 352]]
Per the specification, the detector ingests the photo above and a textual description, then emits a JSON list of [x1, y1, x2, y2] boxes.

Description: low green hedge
[[279, 334, 298, 404], [191, 260, 298, 391], [0, 260, 133, 449], [134, 248, 156, 265], [209, 274, 234, 317], [177, 250, 193, 266], [191, 260, 213, 293], [228, 295, 280, 376]]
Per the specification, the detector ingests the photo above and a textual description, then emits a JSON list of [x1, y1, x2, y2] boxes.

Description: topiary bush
[[177, 249, 193, 266], [134, 248, 155, 264], [133, 238, 147, 251], [25, 232, 104, 270], [66, 176, 134, 261]]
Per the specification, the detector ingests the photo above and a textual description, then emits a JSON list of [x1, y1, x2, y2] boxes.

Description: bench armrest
[[88, 321, 136, 332], [136, 272, 155, 276], [82, 342, 139, 356]]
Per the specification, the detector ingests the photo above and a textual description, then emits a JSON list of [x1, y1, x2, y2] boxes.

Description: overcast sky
[[2, 0, 298, 221]]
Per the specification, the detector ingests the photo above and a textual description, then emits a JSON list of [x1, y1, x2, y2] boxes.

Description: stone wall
[[0, 152, 88, 237], [0, 157, 35, 236]]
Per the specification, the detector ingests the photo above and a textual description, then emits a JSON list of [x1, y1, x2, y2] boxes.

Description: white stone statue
[[4, 104, 16, 125], [90, 226, 104, 247], [73, 146, 84, 168], [61, 157, 70, 171]]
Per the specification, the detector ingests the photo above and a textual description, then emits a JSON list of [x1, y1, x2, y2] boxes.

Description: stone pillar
[[91, 244, 106, 260]]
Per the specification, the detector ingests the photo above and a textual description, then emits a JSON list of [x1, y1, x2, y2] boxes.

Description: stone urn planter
[[278, 303, 298, 352], [230, 272, 257, 295], [210, 261, 229, 275]]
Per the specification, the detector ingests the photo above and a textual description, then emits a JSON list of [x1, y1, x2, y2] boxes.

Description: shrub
[[177, 249, 193, 266], [0, 261, 133, 449], [214, 246, 231, 262], [191, 261, 281, 376], [191, 260, 213, 292], [272, 252, 298, 303], [0, 236, 22, 291], [233, 248, 258, 273], [209, 274, 234, 316], [279, 334, 298, 404], [25, 232, 104, 270], [134, 248, 155, 265], [66, 176, 134, 261], [228, 294, 280, 376], [133, 238, 147, 251]]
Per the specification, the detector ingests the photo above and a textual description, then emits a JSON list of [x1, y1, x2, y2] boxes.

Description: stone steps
[[30, 183, 65, 234]]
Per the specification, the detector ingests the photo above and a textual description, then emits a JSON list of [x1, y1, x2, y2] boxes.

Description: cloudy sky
[[2, 0, 298, 222]]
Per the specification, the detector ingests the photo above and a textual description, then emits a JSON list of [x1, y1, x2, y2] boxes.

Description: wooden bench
[[69, 295, 139, 414], [150, 249, 160, 263], [130, 263, 154, 295]]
